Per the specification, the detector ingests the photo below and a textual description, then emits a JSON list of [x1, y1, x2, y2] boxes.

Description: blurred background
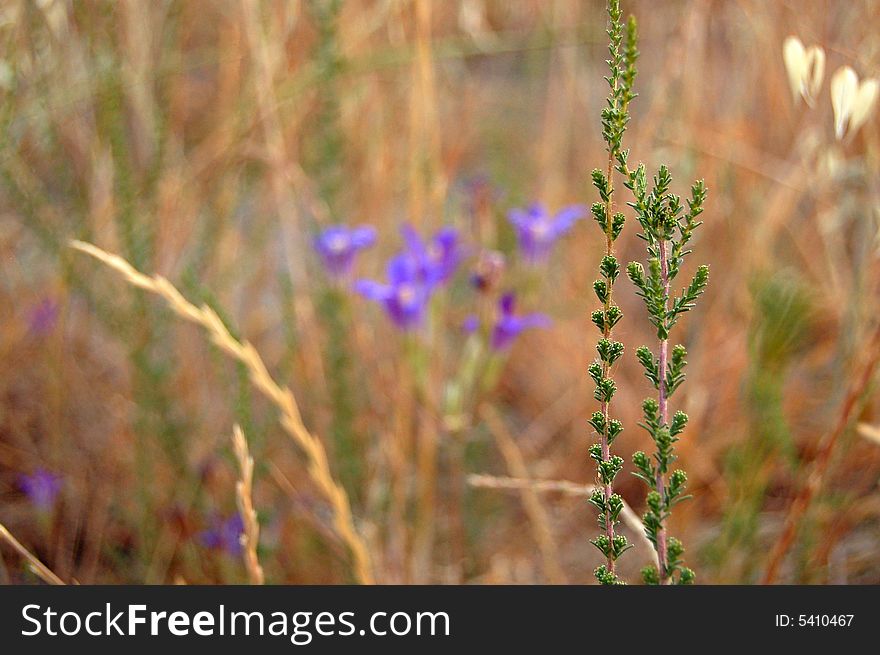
[[1, 0, 879, 584]]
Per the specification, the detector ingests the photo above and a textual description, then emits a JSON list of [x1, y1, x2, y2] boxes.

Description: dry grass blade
[[70, 240, 374, 584], [467, 473, 651, 552], [856, 423, 880, 446], [0, 522, 66, 585], [232, 424, 264, 585]]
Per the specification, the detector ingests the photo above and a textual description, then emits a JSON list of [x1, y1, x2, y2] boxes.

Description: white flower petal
[[783, 36, 807, 103], [831, 65, 859, 139], [850, 78, 879, 134]]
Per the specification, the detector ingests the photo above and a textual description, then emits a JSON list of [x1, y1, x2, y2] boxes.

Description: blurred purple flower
[[462, 315, 480, 334], [490, 293, 551, 351], [313, 225, 377, 279], [354, 224, 463, 331], [400, 224, 462, 288], [355, 254, 431, 331], [508, 203, 587, 263], [18, 469, 62, 511], [199, 513, 244, 557], [28, 299, 59, 336]]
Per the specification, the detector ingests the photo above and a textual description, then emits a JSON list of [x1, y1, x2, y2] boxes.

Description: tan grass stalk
[[411, 412, 440, 584], [482, 406, 568, 584], [408, 0, 443, 222], [0, 522, 65, 585], [70, 240, 374, 584], [239, 0, 326, 398], [232, 424, 264, 585], [467, 473, 651, 553], [856, 422, 880, 446]]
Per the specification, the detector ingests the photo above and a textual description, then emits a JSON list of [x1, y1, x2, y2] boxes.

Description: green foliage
[[624, 177, 710, 341], [317, 287, 364, 506], [590, 305, 623, 333], [666, 345, 688, 396], [597, 338, 625, 366], [594, 377, 617, 403], [305, 0, 345, 205], [595, 564, 626, 586], [614, 5, 709, 584], [600, 0, 638, 163], [636, 345, 659, 388], [587, 0, 640, 585], [600, 255, 620, 283], [590, 196, 626, 240]]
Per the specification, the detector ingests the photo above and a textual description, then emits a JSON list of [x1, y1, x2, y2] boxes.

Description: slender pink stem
[[656, 239, 670, 584], [600, 397, 614, 568]]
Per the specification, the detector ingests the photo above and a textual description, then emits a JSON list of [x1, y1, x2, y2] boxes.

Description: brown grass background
[[1, 0, 879, 584]]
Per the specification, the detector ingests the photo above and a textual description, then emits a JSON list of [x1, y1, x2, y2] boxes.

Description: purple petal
[[520, 313, 552, 329], [401, 223, 426, 256], [527, 202, 548, 219], [499, 293, 516, 317], [28, 299, 59, 336], [551, 205, 588, 235], [314, 225, 376, 278], [199, 528, 222, 549], [385, 281, 429, 330], [199, 513, 244, 557], [489, 303, 551, 351], [350, 226, 377, 249], [354, 279, 391, 301], [427, 227, 461, 285], [508, 203, 554, 263], [314, 227, 353, 277], [507, 208, 530, 228], [313, 226, 347, 252], [490, 321, 518, 351], [434, 227, 458, 249], [387, 253, 419, 285], [19, 469, 62, 510], [222, 515, 245, 556], [462, 315, 480, 333]]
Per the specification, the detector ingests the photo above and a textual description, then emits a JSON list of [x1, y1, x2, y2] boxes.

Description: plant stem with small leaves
[[625, 162, 708, 585], [587, 0, 638, 585], [654, 240, 671, 581]]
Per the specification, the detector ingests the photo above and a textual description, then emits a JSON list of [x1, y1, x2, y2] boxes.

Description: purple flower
[[199, 513, 244, 557], [313, 225, 377, 279], [400, 224, 462, 288], [490, 293, 551, 350], [28, 299, 59, 336], [355, 254, 431, 331], [354, 224, 462, 331], [508, 203, 587, 263], [462, 315, 480, 334], [18, 469, 62, 511]]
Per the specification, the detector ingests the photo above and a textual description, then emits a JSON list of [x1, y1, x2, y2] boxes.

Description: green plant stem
[[655, 240, 670, 583], [599, 149, 618, 577]]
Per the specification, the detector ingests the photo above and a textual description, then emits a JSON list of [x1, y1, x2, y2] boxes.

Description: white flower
[[850, 78, 879, 135], [783, 36, 825, 107], [831, 65, 879, 140]]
